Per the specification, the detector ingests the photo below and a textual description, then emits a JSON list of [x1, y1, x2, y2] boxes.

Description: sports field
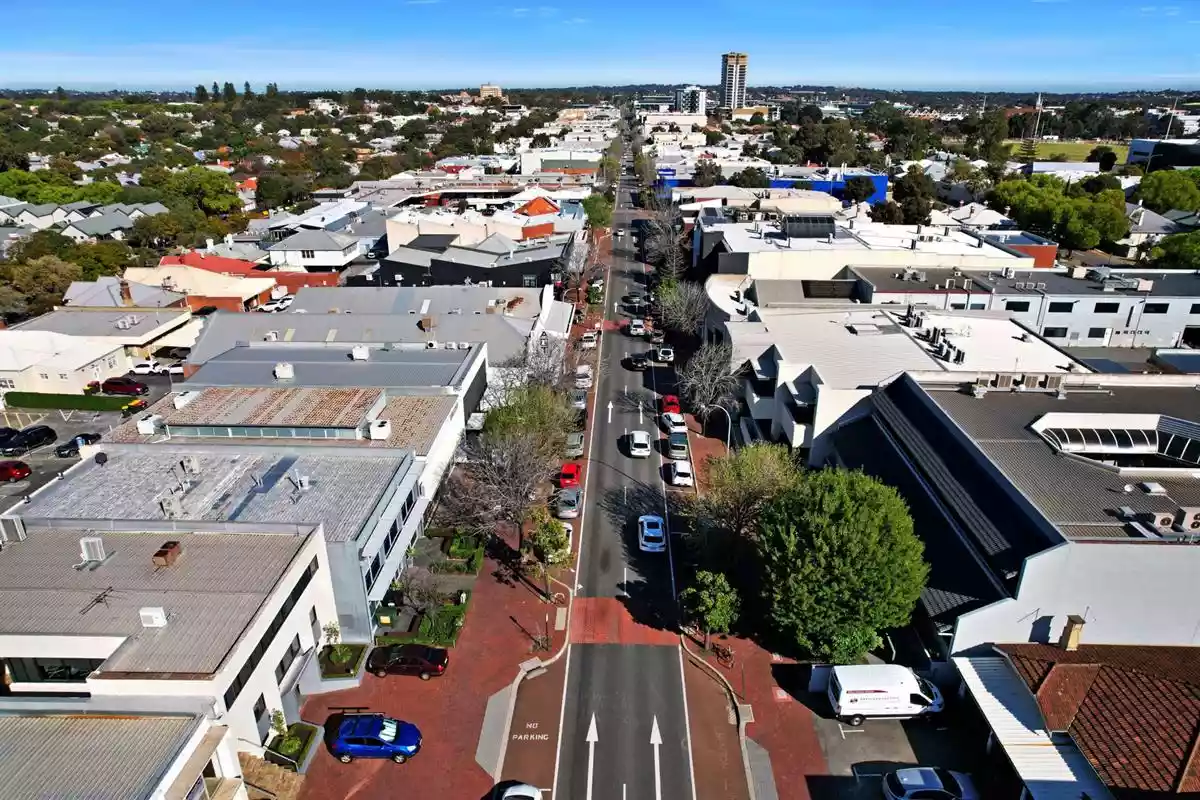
[[1001, 140, 1129, 163]]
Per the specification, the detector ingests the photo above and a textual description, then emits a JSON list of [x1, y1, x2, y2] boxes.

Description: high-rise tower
[[720, 52, 748, 110]]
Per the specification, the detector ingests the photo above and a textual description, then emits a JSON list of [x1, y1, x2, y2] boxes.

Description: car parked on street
[[0, 425, 57, 457], [668, 460, 694, 487], [882, 768, 978, 800], [654, 346, 675, 364], [628, 430, 652, 458], [559, 463, 581, 489], [638, 514, 666, 552], [574, 364, 593, 389], [564, 432, 586, 459], [55, 433, 101, 458], [660, 394, 681, 415], [648, 329, 665, 345], [497, 783, 544, 800], [0, 461, 32, 483], [579, 331, 599, 350], [627, 352, 649, 371], [330, 714, 422, 764], [668, 432, 689, 459], [101, 377, 149, 396], [556, 487, 581, 519], [130, 360, 163, 375], [569, 389, 588, 411], [366, 644, 449, 680], [628, 319, 646, 337], [661, 412, 687, 435]]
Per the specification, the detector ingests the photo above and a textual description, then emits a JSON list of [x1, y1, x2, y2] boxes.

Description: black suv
[[0, 425, 57, 456], [627, 352, 649, 371], [366, 645, 449, 680]]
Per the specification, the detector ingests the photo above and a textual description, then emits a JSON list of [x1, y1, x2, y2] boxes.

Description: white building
[[0, 329, 130, 394], [675, 85, 707, 116], [720, 52, 748, 110], [267, 230, 360, 270]]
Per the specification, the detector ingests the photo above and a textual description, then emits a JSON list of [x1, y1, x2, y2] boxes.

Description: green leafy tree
[[194, 84, 209, 103], [1154, 231, 1200, 269], [211, 82, 220, 101], [66, 241, 134, 281], [7, 230, 75, 263], [243, 81, 253, 98], [581, 194, 613, 228], [0, 142, 30, 173], [892, 165, 935, 203], [900, 195, 932, 225], [484, 384, 576, 465], [868, 200, 905, 224], [1086, 145, 1118, 171], [692, 159, 723, 187], [530, 132, 552, 148], [703, 130, 723, 147], [1017, 138, 1039, 164], [160, 166, 240, 214], [842, 175, 876, 205], [527, 506, 571, 566], [748, 112, 765, 125], [1135, 169, 1200, 214], [680, 571, 740, 649], [755, 469, 927, 663], [0, 256, 82, 318], [692, 443, 803, 542], [222, 82, 237, 103], [727, 167, 770, 189]]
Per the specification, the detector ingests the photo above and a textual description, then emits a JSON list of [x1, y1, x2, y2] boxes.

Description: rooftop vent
[[79, 536, 107, 564], [180, 455, 200, 475], [351, 345, 370, 361], [1140, 481, 1168, 495], [264, 330, 279, 342], [136, 414, 163, 435], [152, 540, 182, 568], [160, 495, 184, 519], [273, 362, 295, 381], [173, 391, 200, 410], [139, 606, 168, 628], [369, 419, 392, 440]]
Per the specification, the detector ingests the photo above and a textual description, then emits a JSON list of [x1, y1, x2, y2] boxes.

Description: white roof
[[123, 265, 276, 301], [830, 663, 919, 690], [954, 657, 1113, 800], [0, 330, 122, 373]]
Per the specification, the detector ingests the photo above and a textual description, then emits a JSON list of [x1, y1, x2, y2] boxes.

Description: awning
[[953, 657, 1113, 800], [152, 318, 205, 350]]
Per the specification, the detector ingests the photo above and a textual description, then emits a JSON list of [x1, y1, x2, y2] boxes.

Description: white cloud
[[511, 6, 529, 14], [537, 5, 559, 16]]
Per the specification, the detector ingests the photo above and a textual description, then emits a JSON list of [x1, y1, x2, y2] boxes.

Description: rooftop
[[289, 285, 550, 319], [124, 266, 276, 301], [0, 329, 122, 373], [0, 526, 310, 674], [10, 307, 191, 341], [855, 266, 1200, 298], [268, 229, 358, 252], [63, 276, 185, 308], [21, 446, 412, 543], [163, 386, 382, 428], [0, 712, 202, 799], [187, 345, 474, 389]]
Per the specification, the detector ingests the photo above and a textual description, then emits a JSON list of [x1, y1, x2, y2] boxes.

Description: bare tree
[[643, 203, 687, 282], [393, 567, 445, 614], [485, 336, 583, 408], [676, 341, 741, 419], [561, 233, 604, 305], [656, 280, 709, 336]]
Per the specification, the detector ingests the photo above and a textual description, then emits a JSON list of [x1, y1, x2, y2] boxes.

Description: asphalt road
[[554, 158, 695, 800]]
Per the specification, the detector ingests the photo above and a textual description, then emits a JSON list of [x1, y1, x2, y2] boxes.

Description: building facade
[[720, 52, 748, 110], [675, 86, 707, 116]]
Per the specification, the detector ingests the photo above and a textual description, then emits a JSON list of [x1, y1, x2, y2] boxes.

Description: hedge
[[3, 392, 131, 411]]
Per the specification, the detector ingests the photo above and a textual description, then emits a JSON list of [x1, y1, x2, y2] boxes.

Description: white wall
[[268, 246, 356, 270], [0, 348, 130, 395], [952, 541, 1200, 654], [742, 249, 1021, 281]]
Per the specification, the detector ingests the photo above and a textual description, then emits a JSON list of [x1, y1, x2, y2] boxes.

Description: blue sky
[[3, 0, 1200, 91]]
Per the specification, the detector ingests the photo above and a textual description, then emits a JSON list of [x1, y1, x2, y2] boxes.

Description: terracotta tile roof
[[999, 643, 1200, 800], [161, 252, 259, 275]]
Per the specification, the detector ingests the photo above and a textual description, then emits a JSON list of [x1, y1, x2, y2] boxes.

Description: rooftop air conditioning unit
[[139, 606, 168, 628], [351, 345, 370, 361], [79, 536, 106, 563], [136, 414, 163, 435], [264, 330, 279, 342], [1003, 267, 1016, 279], [1174, 506, 1200, 531], [1154, 511, 1177, 530], [273, 362, 295, 381], [160, 495, 184, 519], [180, 455, 200, 474], [369, 419, 392, 440], [173, 391, 200, 410], [994, 374, 1015, 389]]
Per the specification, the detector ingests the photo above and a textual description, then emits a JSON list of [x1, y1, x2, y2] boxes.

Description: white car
[[628, 430, 653, 458], [628, 319, 646, 337], [655, 346, 675, 364], [276, 294, 294, 310], [257, 300, 283, 313], [579, 331, 599, 350], [164, 363, 185, 376], [588, 277, 605, 290], [638, 514, 666, 553], [669, 459, 694, 487], [661, 412, 687, 435], [130, 360, 163, 375], [498, 784, 544, 800]]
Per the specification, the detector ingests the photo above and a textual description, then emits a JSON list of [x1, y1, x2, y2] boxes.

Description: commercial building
[[479, 84, 504, 100], [9, 306, 198, 360], [1127, 137, 1200, 170], [124, 265, 277, 313], [720, 52, 748, 110], [674, 85, 707, 116], [0, 329, 130, 394], [161, 251, 341, 294]]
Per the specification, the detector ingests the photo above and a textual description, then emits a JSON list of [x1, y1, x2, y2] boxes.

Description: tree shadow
[[771, 663, 835, 719]]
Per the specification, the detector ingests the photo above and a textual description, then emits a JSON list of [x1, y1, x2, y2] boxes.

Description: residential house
[[1119, 201, 1181, 250], [60, 211, 137, 243], [160, 251, 340, 294], [266, 230, 360, 271], [0, 329, 130, 393], [64, 275, 188, 309], [124, 265, 277, 312]]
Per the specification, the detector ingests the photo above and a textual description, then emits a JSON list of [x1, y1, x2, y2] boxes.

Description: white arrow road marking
[[650, 715, 663, 800], [608, 400, 614, 424], [586, 713, 599, 800]]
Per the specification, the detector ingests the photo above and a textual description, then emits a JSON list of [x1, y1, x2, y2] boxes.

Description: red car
[[0, 461, 31, 483], [559, 463, 581, 489], [660, 395, 681, 415], [101, 377, 149, 396]]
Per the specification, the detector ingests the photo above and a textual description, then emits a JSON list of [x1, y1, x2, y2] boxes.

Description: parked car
[[660, 395, 681, 415], [627, 352, 649, 371], [661, 412, 687, 435], [655, 346, 675, 364], [564, 432, 586, 459], [559, 463, 581, 489], [330, 714, 422, 764], [556, 487, 581, 519], [258, 297, 292, 313], [366, 644, 449, 680], [588, 277, 605, 291], [638, 514, 666, 552], [276, 294, 295, 310], [579, 331, 599, 350], [0, 427, 18, 443], [101, 377, 149, 396], [55, 433, 101, 458], [648, 329, 665, 345], [0, 426, 57, 457], [164, 363, 185, 376], [668, 432, 689, 459], [827, 664, 944, 726], [498, 783, 545, 800], [628, 430, 652, 458], [0, 461, 31, 483], [625, 293, 648, 311], [569, 389, 588, 411], [882, 769, 978, 800], [669, 460, 694, 487], [628, 319, 646, 337], [574, 364, 593, 389], [130, 360, 163, 375]]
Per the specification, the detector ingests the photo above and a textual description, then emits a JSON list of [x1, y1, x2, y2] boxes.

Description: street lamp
[[705, 405, 733, 452]]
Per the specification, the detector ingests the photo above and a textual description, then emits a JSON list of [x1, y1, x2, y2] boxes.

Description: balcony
[[743, 377, 776, 419]]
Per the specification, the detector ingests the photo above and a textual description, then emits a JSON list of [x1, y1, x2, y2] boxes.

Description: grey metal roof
[[63, 276, 186, 308], [408, 233, 459, 251], [438, 246, 501, 267], [290, 285, 548, 318], [21, 446, 412, 543], [11, 307, 190, 338], [187, 345, 473, 389], [67, 211, 135, 236], [858, 266, 1200, 299], [385, 245, 436, 267], [0, 713, 200, 800], [269, 229, 357, 252], [474, 232, 520, 254], [0, 526, 309, 673], [1125, 203, 1181, 235], [189, 308, 530, 363], [930, 383, 1200, 537]]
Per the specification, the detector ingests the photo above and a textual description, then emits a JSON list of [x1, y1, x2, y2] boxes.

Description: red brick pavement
[[683, 653, 752, 800], [298, 540, 566, 800]]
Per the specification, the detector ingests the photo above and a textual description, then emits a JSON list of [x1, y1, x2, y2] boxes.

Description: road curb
[[680, 634, 758, 800]]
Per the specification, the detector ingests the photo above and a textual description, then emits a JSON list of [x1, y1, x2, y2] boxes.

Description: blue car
[[331, 714, 422, 764]]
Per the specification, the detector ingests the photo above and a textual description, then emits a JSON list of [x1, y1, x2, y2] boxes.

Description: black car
[[367, 645, 449, 680], [55, 433, 102, 458], [627, 352, 649, 371], [0, 425, 57, 456]]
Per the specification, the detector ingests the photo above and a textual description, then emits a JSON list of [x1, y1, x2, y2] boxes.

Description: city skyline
[[3, 0, 1200, 91]]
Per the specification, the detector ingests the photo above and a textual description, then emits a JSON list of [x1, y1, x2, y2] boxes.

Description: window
[[309, 607, 318, 626], [58, 373, 68, 380], [1042, 326, 1068, 338], [1095, 302, 1120, 313], [5, 657, 105, 683], [1143, 303, 1170, 314], [1087, 327, 1108, 339], [950, 303, 965, 310], [0, 379, 13, 389], [521, 274, 537, 288], [1191, 303, 1200, 314], [275, 634, 302, 683], [301, 250, 315, 259], [223, 556, 319, 710], [38, 373, 49, 380], [969, 303, 985, 310], [1005, 300, 1030, 312], [1047, 301, 1074, 313], [254, 695, 271, 744]]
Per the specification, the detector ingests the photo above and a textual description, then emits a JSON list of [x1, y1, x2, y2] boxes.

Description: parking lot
[[0, 373, 177, 513]]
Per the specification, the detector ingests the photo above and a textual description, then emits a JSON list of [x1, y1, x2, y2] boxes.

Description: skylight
[[1032, 413, 1200, 470]]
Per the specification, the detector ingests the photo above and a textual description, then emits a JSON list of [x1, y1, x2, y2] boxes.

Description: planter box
[[266, 722, 322, 774], [318, 643, 368, 680]]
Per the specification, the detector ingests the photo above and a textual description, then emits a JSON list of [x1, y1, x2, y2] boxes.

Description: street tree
[[680, 571, 740, 650], [841, 175, 876, 205], [1154, 231, 1200, 269], [655, 280, 708, 336], [581, 194, 613, 228], [868, 201, 905, 224], [484, 384, 576, 464], [1135, 169, 1200, 214], [755, 469, 928, 663], [692, 442, 803, 541], [692, 159, 723, 188], [527, 506, 571, 566], [643, 203, 687, 281], [0, 256, 82, 318], [675, 341, 740, 420], [727, 167, 770, 189]]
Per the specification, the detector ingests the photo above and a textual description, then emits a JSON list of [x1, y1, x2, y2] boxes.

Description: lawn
[[1002, 140, 1129, 163]]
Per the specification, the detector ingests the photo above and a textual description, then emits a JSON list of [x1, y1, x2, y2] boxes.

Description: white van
[[826, 664, 944, 726], [574, 364, 593, 389]]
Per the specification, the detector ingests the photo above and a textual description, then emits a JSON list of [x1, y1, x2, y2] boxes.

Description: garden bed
[[266, 722, 320, 772], [408, 593, 471, 648], [318, 643, 367, 679], [430, 536, 484, 574]]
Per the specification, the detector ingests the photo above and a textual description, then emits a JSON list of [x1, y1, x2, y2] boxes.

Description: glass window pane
[[1114, 429, 1133, 448], [1080, 429, 1102, 446]]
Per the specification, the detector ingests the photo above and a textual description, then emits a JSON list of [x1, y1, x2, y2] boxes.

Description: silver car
[[556, 488, 581, 519], [569, 389, 588, 411], [564, 431, 585, 459]]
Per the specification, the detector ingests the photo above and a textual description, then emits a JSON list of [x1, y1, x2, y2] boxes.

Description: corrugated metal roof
[[954, 656, 1114, 800], [0, 713, 200, 800], [187, 346, 471, 390], [164, 386, 382, 428]]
